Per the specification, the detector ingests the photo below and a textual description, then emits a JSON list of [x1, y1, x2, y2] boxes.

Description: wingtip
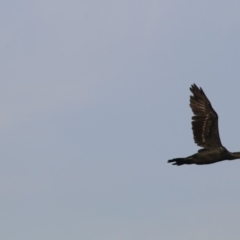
[[190, 84, 206, 98], [190, 83, 199, 91]]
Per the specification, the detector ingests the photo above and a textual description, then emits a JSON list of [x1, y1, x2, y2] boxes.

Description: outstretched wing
[[190, 84, 223, 148]]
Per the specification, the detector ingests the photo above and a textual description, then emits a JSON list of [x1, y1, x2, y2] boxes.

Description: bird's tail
[[168, 158, 193, 166]]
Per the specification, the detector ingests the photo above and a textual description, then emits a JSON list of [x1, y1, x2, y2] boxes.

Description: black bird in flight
[[168, 84, 240, 166]]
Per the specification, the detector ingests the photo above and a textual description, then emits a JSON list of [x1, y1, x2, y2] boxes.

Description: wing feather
[[190, 84, 222, 148]]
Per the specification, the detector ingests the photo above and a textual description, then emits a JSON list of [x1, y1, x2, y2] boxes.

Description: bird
[[168, 84, 240, 166]]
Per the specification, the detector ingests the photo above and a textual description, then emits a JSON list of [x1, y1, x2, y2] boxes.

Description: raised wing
[[190, 84, 222, 148]]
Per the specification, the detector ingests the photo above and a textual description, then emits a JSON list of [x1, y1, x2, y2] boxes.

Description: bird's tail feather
[[168, 158, 193, 166]]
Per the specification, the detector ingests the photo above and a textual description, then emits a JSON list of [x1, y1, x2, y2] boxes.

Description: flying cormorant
[[168, 84, 240, 166]]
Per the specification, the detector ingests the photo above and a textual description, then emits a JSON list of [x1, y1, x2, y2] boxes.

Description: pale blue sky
[[1, 1, 240, 239]]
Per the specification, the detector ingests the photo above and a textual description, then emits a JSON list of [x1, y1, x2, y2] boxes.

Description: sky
[[1, 0, 240, 239]]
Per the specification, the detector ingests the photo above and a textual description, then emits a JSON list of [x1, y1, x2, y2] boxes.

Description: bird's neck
[[229, 152, 240, 160]]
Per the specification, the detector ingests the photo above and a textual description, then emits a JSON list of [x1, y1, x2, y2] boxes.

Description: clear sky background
[[1, 1, 240, 240]]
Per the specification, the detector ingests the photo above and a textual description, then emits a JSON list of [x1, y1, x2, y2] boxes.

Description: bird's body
[[168, 84, 240, 166]]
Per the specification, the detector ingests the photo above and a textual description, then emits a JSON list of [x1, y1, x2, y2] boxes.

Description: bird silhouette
[[168, 84, 240, 166]]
